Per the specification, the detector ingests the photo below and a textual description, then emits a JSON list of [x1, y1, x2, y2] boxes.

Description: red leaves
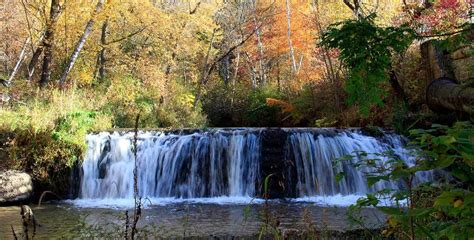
[[438, 0, 460, 9]]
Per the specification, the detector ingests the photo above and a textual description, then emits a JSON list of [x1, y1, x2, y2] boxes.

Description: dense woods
[[1, 0, 470, 130], [0, 0, 473, 238]]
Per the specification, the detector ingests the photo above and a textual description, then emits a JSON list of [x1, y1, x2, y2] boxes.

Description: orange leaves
[[263, 0, 314, 59], [266, 98, 294, 113]]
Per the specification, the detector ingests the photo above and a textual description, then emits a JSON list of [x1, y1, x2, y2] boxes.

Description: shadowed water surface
[[0, 202, 385, 239]]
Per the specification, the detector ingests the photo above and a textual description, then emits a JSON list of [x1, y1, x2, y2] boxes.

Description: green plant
[[0, 88, 112, 195], [258, 174, 282, 240], [321, 14, 416, 116], [341, 122, 474, 239], [245, 87, 285, 127]]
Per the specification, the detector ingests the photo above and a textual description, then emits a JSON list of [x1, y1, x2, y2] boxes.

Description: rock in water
[[0, 170, 33, 204]]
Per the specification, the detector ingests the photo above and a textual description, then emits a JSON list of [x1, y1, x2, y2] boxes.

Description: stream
[[0, 201, 384, 239]]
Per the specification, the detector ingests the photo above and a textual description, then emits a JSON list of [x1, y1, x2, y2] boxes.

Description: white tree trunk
[[253, 1, 266, 86], [6, 37, 30, 86], [285, 0, 298, 73], [59, 0, 105, 87]]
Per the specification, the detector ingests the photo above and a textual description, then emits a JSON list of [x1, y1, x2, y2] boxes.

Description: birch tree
[[6, 37, 30, 86], [59, 0, 105, 87], [285, 0, 298, 73]]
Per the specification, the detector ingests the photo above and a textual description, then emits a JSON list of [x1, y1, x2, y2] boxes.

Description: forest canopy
[[0, 0, 472, 129]]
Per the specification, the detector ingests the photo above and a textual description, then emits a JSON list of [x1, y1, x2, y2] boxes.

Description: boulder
[[0, 170, 33, 204]]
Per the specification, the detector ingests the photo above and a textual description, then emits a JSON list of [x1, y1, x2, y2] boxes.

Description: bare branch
[[104, 25, 149, 45], [189, 2, 201, 14]]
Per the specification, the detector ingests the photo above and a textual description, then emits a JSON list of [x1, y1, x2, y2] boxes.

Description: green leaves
[[410, 121, 474, 171], [341, 122, 474, 239], [335, 172, 345, 183], [321, 14, 416, 116], [356, 193, 379, 207]]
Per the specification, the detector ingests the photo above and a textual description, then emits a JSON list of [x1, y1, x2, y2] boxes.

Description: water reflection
[[0, 202, 384, 239]]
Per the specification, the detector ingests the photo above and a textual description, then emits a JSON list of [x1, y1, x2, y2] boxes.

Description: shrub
[[0, 88, 111, 195], [104, 75, 206, 128], [344, 122, 474, 239]]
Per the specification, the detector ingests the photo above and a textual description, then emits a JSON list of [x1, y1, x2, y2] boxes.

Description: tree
[[39, 0, 61, 87], [321, 14, 416, 115], [285, 0, 298, 73], [59, 0, 105, 87]]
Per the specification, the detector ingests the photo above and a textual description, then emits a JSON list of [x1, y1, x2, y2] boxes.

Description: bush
[[345, 122, 474, 239], [203, 83, 285, 127], [244, 86, 284, 127], [104, 75, 206, 128], [0, 88, 111, 195]]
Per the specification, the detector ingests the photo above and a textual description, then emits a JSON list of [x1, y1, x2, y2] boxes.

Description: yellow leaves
[[178, 93, 196, 109], [107, 75, 140, 106], [387, 215, 399, 227], [382, 215, 399, 237], [454, 199, 463, 208], [77, 67, 94, 86]]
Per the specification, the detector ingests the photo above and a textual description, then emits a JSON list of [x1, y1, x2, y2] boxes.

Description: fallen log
[[426, 77, 474, 115]]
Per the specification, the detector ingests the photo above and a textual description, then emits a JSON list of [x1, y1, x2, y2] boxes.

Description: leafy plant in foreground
[[339, 122, 474, 239]]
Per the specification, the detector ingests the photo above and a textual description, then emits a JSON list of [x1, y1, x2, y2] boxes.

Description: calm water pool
[[0, 201, 385, 239]]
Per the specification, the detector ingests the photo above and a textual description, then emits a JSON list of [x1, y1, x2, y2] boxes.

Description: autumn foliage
[[0, 0, 471, 128]]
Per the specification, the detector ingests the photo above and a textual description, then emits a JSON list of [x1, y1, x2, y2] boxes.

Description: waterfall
[[286, 129, 432, 197], [78, 128, 434, 204], [80, 130, 261, 199]]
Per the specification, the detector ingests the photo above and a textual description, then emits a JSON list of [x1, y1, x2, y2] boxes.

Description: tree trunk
[[27, 36, 44, 80], [426, 78, 474, 115], [343, 0, 362, 18], [24, 30, 47, 80], [388, 70, 410, 108], [59, 0, 105, 87], [98, 18, 108, 81], [253, 4, 266, 86], [285, 0, 298, 73], [193, 29, 217, 109], [39, 0, 61, 87], [6, 37, 30, 86]]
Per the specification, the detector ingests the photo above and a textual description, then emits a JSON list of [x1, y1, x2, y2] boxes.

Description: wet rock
[[260, 128, 293, 198], [361, 126, 384, 138], [0, 170, 33, 204]]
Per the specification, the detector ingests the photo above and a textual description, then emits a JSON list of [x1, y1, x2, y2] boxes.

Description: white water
[[80, 130, 261, 200], [77, 128, 434, 208], [287, 130, 433, 197], [69, 196, 265, 209]]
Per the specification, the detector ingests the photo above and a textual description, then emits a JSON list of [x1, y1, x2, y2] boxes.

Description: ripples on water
[[0, 202, 385, 239]]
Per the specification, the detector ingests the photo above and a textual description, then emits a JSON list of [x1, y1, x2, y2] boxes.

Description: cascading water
[[78, 128, 434, 206], [286, 129, 433, 198], [80, 129, 261, 199]]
